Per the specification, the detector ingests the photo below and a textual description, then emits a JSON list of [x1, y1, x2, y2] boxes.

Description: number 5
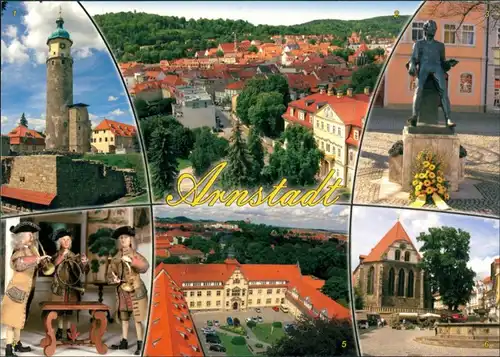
[[342, 340, 347, 348]]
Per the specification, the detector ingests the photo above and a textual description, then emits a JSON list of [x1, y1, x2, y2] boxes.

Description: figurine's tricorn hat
[[111, 226, 135, 239], [10, 221, 41, 234], [51, 228, 72, 242]]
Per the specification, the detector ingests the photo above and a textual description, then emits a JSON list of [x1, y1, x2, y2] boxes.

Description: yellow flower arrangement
[[410, 149, 451, 206]]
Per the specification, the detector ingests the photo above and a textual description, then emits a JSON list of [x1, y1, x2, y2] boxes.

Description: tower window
[[62, 59, 65, 64], [52, 61, 55, 65], [78, 126, 81, 130], [64, 122, 67, 127]]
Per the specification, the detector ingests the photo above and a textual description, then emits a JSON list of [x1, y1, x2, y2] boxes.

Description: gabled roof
[[362, 221, 420, 263], [145, 270, 203, 356], [7, 125, 45, 145], [93, 119, 136, 137]]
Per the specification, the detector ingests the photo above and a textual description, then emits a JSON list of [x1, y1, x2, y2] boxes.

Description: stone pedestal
[[389, 155, 403, 184], [402, 127, 461, 192]]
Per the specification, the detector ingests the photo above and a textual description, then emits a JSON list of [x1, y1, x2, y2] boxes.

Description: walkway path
[[215, 326, 272, 349]]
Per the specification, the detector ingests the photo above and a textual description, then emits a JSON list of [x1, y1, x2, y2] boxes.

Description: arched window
[[387, 268, 395, 296], [407, 270, 414, 297], [404, 251, 410, 262], [367, 266, 375, 295], [460, 73, 473, 94], [395, 250, 401, 261], [397, 269, 405, 297]]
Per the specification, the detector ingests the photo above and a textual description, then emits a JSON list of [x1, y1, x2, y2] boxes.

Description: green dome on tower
[[47, 15, 70, 41]]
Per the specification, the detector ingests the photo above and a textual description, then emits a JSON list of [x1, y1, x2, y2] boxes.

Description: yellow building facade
[[91, 119, 136, 154]]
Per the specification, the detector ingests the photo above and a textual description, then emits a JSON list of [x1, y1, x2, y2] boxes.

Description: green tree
[[322, 275, 349, 303], [132, 134, 141, 152], [265, 125, 322, 186], [247, 127, 265, 184], [189, 127, 229, 176], [350, 63, 382, 94], [134, 98, 150, 119], [19, 112, 28, 127], [354, 286, 364, 310], [222, 121, 253, 188], [161, 256, 183, 264], [267, 316, 356, 356], [416, 226, 476, 311], [248, 92, 286, 138], [248, 45, 258, 53], [1, 1, 7, 16], [148, 127, 179, 198], [331, 48, 354, 61], [216, 49, 224, 57], [308, 38, 317, 45]]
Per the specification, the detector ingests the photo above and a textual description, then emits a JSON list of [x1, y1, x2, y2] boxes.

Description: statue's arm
[[408, 42, 419, 75], [440, 42, 446, 67]]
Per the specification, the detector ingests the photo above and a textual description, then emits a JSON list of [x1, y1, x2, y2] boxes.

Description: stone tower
[[45, 9, 73, 151], [68, 104, 92, 153]]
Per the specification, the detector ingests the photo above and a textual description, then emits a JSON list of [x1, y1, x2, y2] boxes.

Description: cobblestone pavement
[[360, 327, 499, 356], [354, 109, 500, 216]]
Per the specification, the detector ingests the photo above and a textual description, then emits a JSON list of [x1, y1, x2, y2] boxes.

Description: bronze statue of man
[[407, 20, 457, 128]]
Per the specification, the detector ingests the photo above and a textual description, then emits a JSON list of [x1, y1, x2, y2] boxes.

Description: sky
[[351, 207, 500, 281], [1, 1, 135, 133], [154, 203, 350, 232], [83, 1, 422, 26]]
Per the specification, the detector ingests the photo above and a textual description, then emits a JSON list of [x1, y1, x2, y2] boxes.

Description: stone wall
[[5, 155, 58, 193], [54, 157, 127, 207], [68, 106, 92, 153]]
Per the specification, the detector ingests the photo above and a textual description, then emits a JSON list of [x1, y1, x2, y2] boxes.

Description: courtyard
[[359, 326, 499, 356], [354, 109, 500, 216], [192, 307, 294, 356]]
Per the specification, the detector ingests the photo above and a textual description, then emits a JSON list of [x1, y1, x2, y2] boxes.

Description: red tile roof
[[167, 245, 204, 257], [145, 269, 203, 357], [226, 81, 245, 90], [7, 125, 45, 146], [1, 185, 56, 206], [162, 75, 186, 87], [362, 221, 420, 263], [93, 119, 136, 137], [302, 275, 326, 290]]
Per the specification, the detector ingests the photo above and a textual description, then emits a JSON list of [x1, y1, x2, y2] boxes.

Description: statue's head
[[423, 20, 438, 39]]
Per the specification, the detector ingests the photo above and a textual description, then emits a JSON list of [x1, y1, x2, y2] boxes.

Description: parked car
[[358, 320, 369, 329], [272, 306, 279, 312], [245, 317, 253, 323], [450, 313, 467, 323], [257, 316, 263, 323], [233, 318, 241, 327], [206, 335, 221, 344], [213, 320, 220, 327], [284, 323, 296, 333], [209, 344, 227, 352], [202, 327, 216, 334], [255, 308, 261, 313], [227, 317, 233, 326]]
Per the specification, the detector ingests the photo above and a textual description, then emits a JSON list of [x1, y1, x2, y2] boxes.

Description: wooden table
[[40, 301, 109, 357], [92, 282, 114, 323]]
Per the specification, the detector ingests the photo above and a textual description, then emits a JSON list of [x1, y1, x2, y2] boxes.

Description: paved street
[[354, 108, 500, 216], [360, 327, 499, 356]]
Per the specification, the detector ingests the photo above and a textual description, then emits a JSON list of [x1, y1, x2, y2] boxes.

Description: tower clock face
[[60, 43, 66, 49]]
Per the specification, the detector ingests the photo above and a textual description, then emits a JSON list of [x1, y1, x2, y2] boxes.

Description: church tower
[[45, 8, 73, 151]]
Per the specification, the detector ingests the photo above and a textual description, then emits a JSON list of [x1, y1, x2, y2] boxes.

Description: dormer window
[[404, 251, 410, 262], [395, 250, 401, 260], [353, 130, 359, 140]]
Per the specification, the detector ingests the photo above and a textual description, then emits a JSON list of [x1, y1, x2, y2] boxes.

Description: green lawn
[[177, 158, 191, 170], [252, 323, 285, 344], [217, 333, 253, 356], [83, 153, 147, 187], [123, 193, 149, 204]]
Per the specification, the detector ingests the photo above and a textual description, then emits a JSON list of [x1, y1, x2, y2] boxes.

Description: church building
[[353, 220, 433, 312], [45, 9, 92, 153]]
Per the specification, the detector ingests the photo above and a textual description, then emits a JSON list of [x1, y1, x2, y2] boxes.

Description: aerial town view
[[86, 0, 419, 200], [351, 206, 500, 356], [354, 1, 500, 216], [144, 204, 355, 356], [0, 2, 148, 215]]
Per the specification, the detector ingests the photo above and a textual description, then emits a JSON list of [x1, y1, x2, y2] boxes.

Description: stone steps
[[415, 336, 500, 349]]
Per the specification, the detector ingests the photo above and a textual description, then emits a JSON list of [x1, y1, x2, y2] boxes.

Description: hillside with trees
[[93, 12, 409, 63]]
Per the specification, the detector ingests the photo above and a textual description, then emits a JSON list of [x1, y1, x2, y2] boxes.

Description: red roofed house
[[145, 267, 203, 357], [91, 119, 137, 153], [352, 220, 433, 316], [165, 245, 205, 262], [348, 42, 369, 65], [149, 259, 350, 330], [6, 124, 46, 153], [310, 86, 370, 188]]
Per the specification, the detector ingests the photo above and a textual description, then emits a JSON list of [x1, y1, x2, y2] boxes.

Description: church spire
[[56, 5, 64, 29]]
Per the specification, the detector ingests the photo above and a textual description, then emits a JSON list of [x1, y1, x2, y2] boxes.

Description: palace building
[[353, 220, 433, 315], [146, 259, 351, 355]]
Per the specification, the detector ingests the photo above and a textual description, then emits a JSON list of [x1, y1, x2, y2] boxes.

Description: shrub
[[388, 140, 404, 157], [459, 145, 467, 158], [255, 343, 264, 348], [231, 336, 247, 346], [405, 323, 416, 330], [467, 315, 480, 322], [247, 320, 257, 329], [272, 321, 282, 328]]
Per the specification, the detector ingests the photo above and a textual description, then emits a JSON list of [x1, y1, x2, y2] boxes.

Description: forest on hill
[[93, 12, 409, 63]]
